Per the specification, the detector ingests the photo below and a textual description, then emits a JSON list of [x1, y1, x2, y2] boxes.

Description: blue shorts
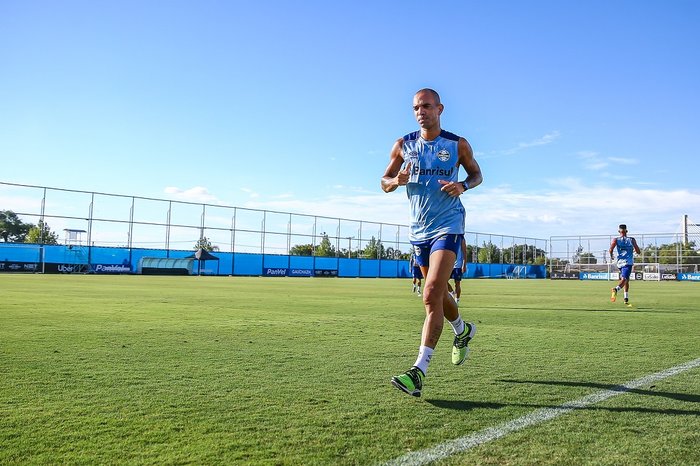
[[619, 264, 633, 280], [412, 266, 423, 279], [411, 234, 463, 268], [451, 268, 463, 281]]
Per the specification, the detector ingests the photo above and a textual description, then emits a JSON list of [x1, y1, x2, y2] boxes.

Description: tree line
[[0, 210, 59, 244], [289, 234, 547, 265]]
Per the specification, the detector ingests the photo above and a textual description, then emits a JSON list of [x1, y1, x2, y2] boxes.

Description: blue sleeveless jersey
[[615, 236, 635, 266], [402, 130, 465, 242]]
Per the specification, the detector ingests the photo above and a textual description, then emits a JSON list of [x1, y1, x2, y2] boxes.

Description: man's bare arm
[[381, 138, 408, 193], [459, 138, 482, 190]]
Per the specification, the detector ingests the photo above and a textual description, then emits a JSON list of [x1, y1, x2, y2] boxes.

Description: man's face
[[413, 91, 443, 130]]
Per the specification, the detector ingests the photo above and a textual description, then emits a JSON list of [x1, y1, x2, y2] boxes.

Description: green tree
[[502, 244, 548, 264], [315, 232, 336, 257], [362, 236, 385, 259], [290, 244, 313, 256], [0, 210, 31, 242], [533, 255, 546, 265], [491, 242, 548, 264], [25, 220, 60, 245], [477, 241, 499, 263], [338, 247, 360, 258], [643, 241, 700, 265]]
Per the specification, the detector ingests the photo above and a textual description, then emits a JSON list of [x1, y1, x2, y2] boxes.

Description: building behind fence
[[0, 182, 548, 278]]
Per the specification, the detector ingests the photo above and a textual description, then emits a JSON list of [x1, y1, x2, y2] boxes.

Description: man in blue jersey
[[447, 235, 468, 305], [609, 224, 641, 306], [410, 252, 423, 295], [381, 88, 483, 397]]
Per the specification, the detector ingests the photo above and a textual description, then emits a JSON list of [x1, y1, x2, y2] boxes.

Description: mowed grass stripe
[[1, 275, 698, 465]]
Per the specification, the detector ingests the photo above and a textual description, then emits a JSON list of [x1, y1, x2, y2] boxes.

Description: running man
[[410, 252, 423, 295], [381, 88, 483, 397], [609, 224, 641, 306]]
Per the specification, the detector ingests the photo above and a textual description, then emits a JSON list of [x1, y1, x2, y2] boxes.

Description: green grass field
[[1, 275, 698, 465]]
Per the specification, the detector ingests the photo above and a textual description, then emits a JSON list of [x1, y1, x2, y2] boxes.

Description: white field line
[[383, 357, 700, 466]]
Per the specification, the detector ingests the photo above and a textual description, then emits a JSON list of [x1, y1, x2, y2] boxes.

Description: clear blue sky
[[1, 0, 699, 240]]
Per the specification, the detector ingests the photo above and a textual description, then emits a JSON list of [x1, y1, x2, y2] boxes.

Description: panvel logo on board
[[94, 264, 131, 274], [264, 268, 288, 276]]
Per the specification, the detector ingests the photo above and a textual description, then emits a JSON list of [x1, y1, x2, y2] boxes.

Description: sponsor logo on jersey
[[412, 166, 455, 177]]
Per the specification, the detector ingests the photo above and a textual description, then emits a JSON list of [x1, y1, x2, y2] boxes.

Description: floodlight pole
[[165, 201, 172, 257], [128, 197, 135, 267], [40, 187, 46, 273], [346, 236, 354, 258], [87, 192, 94, 271]]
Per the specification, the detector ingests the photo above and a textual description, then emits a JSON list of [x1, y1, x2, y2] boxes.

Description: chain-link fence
[[1, 181, 548, 277], [549, 232, 700, 276]]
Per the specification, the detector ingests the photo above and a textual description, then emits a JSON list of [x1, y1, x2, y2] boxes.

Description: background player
[[447, 235, 467, 305], [609, 223, 641, 306], [410, 252, 423, 295]]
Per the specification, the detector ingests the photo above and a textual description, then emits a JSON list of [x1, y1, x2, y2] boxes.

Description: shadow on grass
[[496, 379, 700, 403], [425, 397, 700, 416], [425, 379, 700, 416], [424, 400, 504, 411], [426, 378, 700, 415]]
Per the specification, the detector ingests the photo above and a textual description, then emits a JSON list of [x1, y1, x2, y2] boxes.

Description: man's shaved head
[[415, 88, 441, 105]]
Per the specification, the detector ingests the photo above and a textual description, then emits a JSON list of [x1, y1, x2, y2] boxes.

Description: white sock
[[413, 346, 433, 376], [624, 292, 629, 299], [449, 315, 465, 336]]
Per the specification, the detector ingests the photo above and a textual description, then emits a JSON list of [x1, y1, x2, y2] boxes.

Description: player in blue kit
[[410, 252, 423, 295], [381, 88, 483, 396], [609, 224, 641, 306], [447, 235, 468, 305]]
